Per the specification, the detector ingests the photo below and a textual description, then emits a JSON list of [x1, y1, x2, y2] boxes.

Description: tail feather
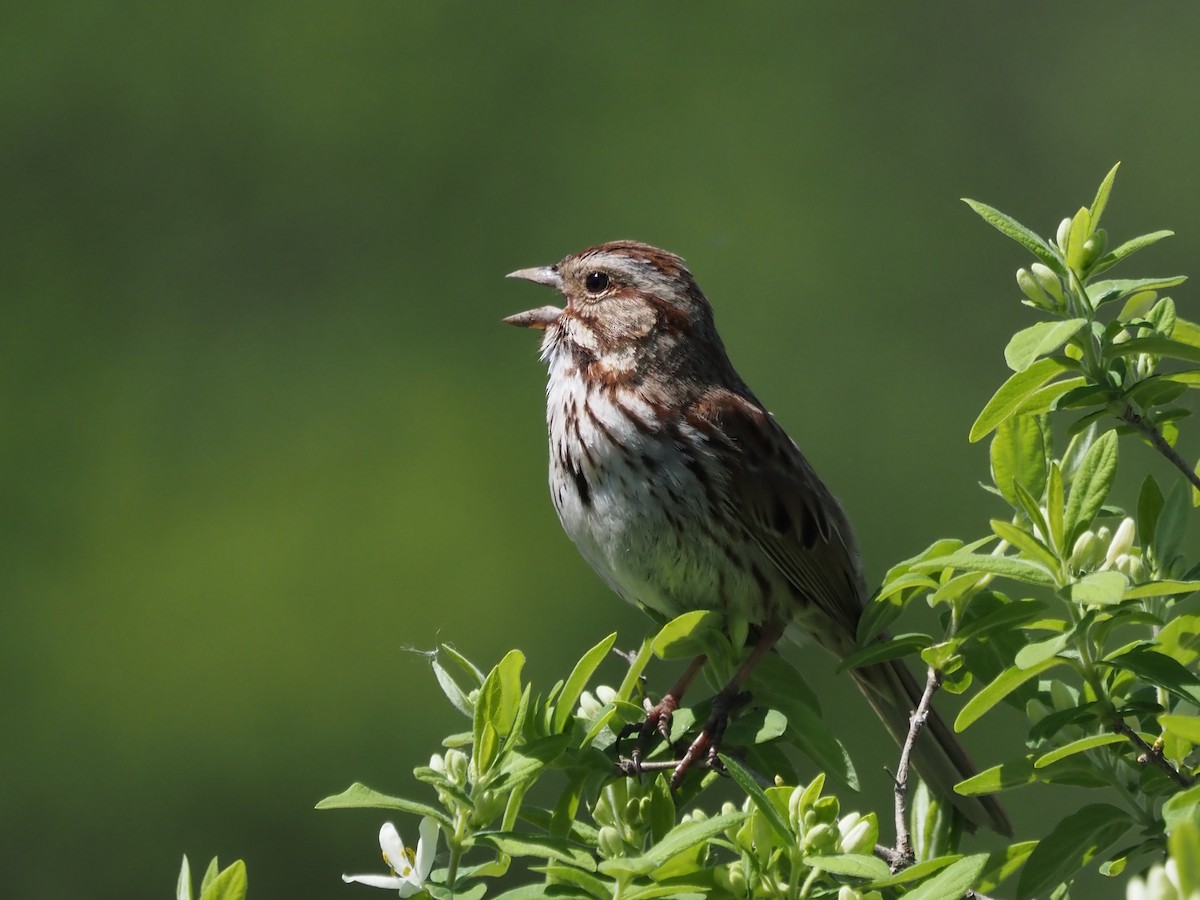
[[851, 659, 1012, 836]]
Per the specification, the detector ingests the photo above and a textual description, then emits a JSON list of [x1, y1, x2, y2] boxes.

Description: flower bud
[[1117, 553, 1146, 583], [597, 826, 624, 859], [1105, 518, 1136, 569], [575, 690, 603, 720], [802, 822, 838, 855], [595, 684, 617, 705], [1070, 529, 1104, 571], [717, 860, 747, 896], [444, 749, 469, 785], [813, 796, 840, 824], [788, 786, 804, 831], [1017, 268, 1055, 309], [837, 812, 875, 855], [838, 888, 864, 900], [1082, 229, 1108, 267], [1031, 263, 1066, 306], [1057, 217, 1073, 251]]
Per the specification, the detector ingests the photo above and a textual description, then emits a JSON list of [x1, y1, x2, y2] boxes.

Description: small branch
[[1112, 717, 1194, 789], [1118, 405, 1200, 493], [891, 667, 943, 871]]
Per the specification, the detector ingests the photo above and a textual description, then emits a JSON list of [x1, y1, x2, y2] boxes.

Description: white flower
[[343, 818, 439, 897]]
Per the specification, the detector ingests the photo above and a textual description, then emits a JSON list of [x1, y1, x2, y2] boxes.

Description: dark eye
[[584, 271, 610, 294]]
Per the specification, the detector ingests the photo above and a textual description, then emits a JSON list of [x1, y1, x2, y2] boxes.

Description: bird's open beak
[[503, 266, 565, 329]]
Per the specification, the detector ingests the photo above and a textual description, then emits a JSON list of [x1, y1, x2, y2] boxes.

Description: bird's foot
[[616, 694, 680, 776], [669, 689, 750, 790]]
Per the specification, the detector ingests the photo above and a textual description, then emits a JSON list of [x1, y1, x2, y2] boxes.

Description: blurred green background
[[5, 3, 1200, 898]]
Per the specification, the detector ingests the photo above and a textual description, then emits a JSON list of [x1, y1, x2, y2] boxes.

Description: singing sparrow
[[504, 240, 1010, 835]]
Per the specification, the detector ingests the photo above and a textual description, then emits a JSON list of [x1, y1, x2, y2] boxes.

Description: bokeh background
[[6, 4, 1200, 898]]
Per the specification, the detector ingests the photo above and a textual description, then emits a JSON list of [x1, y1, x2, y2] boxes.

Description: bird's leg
[[622, 653, 707, 772], [669, 621, 786, 790]]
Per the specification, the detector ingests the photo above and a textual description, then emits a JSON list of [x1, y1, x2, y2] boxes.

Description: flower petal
[[342, 873, 406, 888], [413, 816, 440, 880], [378, 822, 406, 866]]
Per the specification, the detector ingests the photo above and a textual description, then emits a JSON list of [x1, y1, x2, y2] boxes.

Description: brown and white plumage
[[505, 241, 1010, 835]]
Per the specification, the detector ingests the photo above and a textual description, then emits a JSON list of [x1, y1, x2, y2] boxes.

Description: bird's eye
[[584, 271, 610, 294]]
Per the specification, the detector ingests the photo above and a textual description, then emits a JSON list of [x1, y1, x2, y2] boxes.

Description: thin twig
[[891, 667, 943, 871], [1112, 717, 1194, 789], [1118, 405, 1200, 493]]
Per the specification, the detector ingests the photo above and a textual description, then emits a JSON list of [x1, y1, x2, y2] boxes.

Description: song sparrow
[[504, 240, 1010, 835]]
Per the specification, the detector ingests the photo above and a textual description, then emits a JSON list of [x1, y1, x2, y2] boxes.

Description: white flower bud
[[1017, 268, 1054, 308], [837, 812, 875, 855], [595, 684, 617, 705], [1105, 518, 1136, 569], [1070, 529, 1103, 571], [1057, 217, 1073, 251], [1031, 263, 1066, 305]]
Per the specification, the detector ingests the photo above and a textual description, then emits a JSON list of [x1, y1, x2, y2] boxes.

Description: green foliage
[[176, 856, 248, 900], [184, 169, 1200, 898]]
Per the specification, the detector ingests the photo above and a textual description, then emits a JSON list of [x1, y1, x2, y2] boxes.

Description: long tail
[[851, 658, 1012, 836]]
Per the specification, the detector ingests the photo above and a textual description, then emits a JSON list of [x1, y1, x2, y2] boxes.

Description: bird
[[503, 240, 1010, 835]]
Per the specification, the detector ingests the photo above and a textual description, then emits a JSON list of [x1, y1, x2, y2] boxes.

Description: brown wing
[[688, 387, 867, 642]]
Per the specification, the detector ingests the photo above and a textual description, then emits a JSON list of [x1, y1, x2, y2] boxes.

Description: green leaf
[[1005, 319, 1086, 373], [1158, 714, 1200, 745], [975, 842, 1039, 895], [198, 861, 247, 900], [837, 633, 931, 672], [650, 610, 722, 659], [1163, 783, 1200, 832], [476, 833, 596, 871], [955, 597, 1047, 642], [956, 657, 1064, 731], [1124, 580, 1200, 600], [1105, 648, 1200, 706], [1089, 230, 1173, 277], [990, 414, 1049, 506], [990, 519, 1059, 572], [1088, 274, 1186, 306], [492, 886, 595, 900], [1155, 482, 1191, 567], [963, 199, 1064, 272], [1071, 571, 1128, 607], [553, 633, 617, 733], [1171, 821, 1200, 897], [1089, 163, 1120, 231], [916, 552, 1057, 586], [315, 783, 452, 826], [1064, 430, 1118, 546], [432, 657, 475, 718], [526, 865, 610, 899], [439, 643, 486, 686], [1109, 335, 1200, 365], [200, 858, 219, 894], [955, 757, 1038, 795], [1034, 733, 1126, 767], [971, 357, 1072, 442], [902, 853, 990, 900], [1014, 633, 1068, 669], [867, 855, 959, 888], [718, 753, 791, 842], [802, 854, 891, 880], [597, 812, 746, 877], [1156, 615, 1200, 666], [616, 634, 654, 702], [1016, 804, 1132, 900], [1014, 376, 1089, 417], [177, 856, 192, 900], [1138, 475, 1164, 548]]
